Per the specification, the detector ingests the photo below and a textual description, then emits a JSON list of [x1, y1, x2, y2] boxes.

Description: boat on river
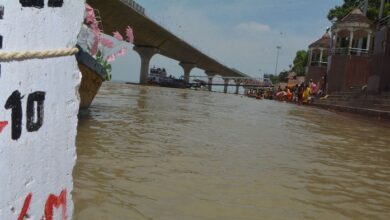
[[148, 67, 191, 89], [76, 46, 108, 109]]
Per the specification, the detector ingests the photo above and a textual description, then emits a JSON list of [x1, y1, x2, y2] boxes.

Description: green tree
[[291, 50, 308, 77], [269, 74, 280, 84], [327, 0, 390, 22], [278, 70, 289, 83]]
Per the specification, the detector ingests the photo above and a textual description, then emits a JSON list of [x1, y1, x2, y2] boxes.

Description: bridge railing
[[119, 0, 145, 15]]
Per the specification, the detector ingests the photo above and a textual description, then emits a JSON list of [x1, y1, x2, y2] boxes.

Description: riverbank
[[311, 90, 390, 120], [267, 88, 390, 121], [311, 101, 390, 120]]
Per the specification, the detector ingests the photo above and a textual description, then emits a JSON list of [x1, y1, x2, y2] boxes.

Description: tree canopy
[[291, 50, 308, 77], [278, 70, 289, 83], [268, 74, 280, 84], [327, 0, 390, 22]]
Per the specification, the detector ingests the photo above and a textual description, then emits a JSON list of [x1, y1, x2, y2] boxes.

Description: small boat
[[148, 67, 191, 89], [75, 45, 108, 109]]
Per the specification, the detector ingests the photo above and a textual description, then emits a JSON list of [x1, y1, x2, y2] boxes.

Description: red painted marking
[[0, 121, 8, 133], [18, 193, 32, 220], [45, 190, 67, 220]]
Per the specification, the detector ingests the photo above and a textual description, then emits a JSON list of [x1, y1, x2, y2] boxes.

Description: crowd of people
[[274, 78, 327, 104]]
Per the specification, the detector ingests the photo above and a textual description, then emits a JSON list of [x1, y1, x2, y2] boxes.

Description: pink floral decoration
[[90, 35, 99, 56], [84, 4, 131, 63], [115, 47, 128, 56], [106, 54, 116, 63], [85, 4, 96, 25], [113, 31, 124, 41], [126, 26, 134, 43], [100, 38, 114, 48], [106, 48, 128, 63]]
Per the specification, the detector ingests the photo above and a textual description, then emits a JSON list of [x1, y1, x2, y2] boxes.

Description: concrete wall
[[0, 1, 84, 219], [369, 26, 390, 93], [328, 55, 370, 93], [306, 66, 327, 84]]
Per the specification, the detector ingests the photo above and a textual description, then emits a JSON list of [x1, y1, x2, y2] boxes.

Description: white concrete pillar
[[330, 32, 334, 49], [223, 78, 229, 93], [207, 76, 214, 92], [205, 71, 215, 92], [309, 48, 313, 66], [366, 33, 372, 52], [234, 80, 241, 95], [0, 2, 85, 220], [333, 30, 339, 49], [179, 62, 196, 83], [319, 48, 324, 67], [134, 46, 159, 84], [349, 30, 354, 54]]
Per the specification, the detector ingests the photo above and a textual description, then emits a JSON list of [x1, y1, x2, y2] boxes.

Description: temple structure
[[306, 31, 330, 84], [327, 8, 374, 93]]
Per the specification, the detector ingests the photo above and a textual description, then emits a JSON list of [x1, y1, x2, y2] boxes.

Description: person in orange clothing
[[286, 88, 293, 102]]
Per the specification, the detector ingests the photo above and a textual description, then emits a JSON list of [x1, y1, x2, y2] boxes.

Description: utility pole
[[274, 46, 281, 75]]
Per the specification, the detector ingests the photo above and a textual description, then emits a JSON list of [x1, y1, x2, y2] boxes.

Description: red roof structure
[[338, 8, 373, 26], [309, 32, 331, 48]]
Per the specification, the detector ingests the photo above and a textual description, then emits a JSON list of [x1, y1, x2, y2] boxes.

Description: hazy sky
[[110, 0, 342, 83]]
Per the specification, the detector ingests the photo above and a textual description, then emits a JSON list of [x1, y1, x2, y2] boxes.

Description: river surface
[[73, 82, 390, 220]]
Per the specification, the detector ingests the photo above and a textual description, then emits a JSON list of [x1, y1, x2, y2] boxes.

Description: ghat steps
[[313, 89, 390, 119]]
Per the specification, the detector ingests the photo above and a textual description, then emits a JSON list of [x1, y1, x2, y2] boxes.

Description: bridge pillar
[[208, 76, 214, 92], [223, 78, 230, 93], [179, 62, 196, 83], [134, 46, 159, 84], [205, 71, 216, 92], [234, 80, 241, 95]]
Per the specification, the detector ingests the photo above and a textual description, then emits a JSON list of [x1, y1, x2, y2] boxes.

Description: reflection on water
[[73, 82, 390, 220]]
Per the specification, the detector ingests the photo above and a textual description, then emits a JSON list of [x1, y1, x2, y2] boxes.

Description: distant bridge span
[[189, 75, 273, 93], [87, 0, 251, 85]]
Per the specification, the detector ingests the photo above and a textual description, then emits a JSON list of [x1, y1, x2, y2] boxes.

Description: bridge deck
[[87, 0, 248, 78]]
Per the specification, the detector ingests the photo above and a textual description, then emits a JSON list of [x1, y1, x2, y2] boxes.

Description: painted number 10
[[4, 90, 45, 140]]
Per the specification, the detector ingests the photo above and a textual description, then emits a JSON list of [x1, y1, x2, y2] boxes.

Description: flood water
[[73, 82, 390, 220]]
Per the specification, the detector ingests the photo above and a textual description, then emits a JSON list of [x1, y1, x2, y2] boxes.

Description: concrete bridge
[[87, 0, 251, 87], [190, 75, 272, 94]]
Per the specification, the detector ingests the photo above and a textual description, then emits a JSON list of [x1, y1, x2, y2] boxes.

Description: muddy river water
[[73, 82, 390, 220]]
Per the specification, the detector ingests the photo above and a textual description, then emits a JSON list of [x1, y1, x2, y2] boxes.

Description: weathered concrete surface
[[0, 1, 84, 219], [87, 0, 246, 78], [313, 91, 390, 119], [134, 46, 159, 84]]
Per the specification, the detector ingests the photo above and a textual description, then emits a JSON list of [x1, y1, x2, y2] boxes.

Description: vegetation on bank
[[328, 0, 390, 22], [269, 50, 308, 84]]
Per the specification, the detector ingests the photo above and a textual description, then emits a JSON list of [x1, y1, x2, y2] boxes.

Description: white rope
[[0, 47, 79, 61]]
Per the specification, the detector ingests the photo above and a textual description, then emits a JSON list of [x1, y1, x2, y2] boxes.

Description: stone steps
[[324, 98, 390, 105], [316, 98, 390, 111], [312, 102, 390, 119], [312, 88, 390, 117]]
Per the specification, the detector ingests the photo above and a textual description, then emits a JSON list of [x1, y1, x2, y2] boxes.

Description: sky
[[110, 0, 342, 83]]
